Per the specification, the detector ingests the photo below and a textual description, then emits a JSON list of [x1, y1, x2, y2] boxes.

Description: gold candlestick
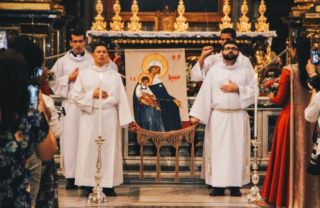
[[237, 0, 251, 32], [255, 0, 269, 32], [87, 136, 106, 204], [91, 0, 107, 31], [219, 0, 233, 30], [128, 0, 141, 32], [110, 0, 124, 31], [174, 0, 188, 32]]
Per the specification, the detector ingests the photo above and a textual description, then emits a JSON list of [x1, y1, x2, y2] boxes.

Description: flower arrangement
[[260, 71, 279, 96], [262, 77, 279, 94]]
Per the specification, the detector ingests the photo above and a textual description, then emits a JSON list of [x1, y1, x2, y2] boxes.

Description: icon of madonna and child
[[133, 59, 183, 132]]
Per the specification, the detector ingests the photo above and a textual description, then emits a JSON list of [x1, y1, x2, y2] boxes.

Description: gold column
[[91, 0, 107, 31], [128, 0, 141, 32], [174, 0, 188, 32], [110, 0, 124, 31], [219, 0, 233, 30], [237, 0, 251, 32], [255, 0, 269, 32]]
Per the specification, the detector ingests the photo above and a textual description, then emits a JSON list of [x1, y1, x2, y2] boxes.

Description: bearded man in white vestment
[[49, 28, 92, 189], [71, 43, 136, 197], [190, 40, 258, 196]]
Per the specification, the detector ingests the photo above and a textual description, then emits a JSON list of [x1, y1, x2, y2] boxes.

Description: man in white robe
[[190, 40, 258, 196], [71, 43, 135, 196], [191, 28, 253, 82], [49, 28, 92, 189]]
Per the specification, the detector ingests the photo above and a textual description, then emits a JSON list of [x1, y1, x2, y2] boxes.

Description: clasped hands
[[220, 80, 239, 93], [93, 87, 108, 99]]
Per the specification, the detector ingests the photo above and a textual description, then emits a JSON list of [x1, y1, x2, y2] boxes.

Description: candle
[[98, 72, 102, 137], [254, 73, 258, 138]]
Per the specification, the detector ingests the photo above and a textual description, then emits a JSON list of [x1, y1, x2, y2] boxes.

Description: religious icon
[[133, 53, 182, 132]]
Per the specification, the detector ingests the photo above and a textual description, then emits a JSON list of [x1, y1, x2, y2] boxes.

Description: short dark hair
[[221, 28, 237, 39], [90, 41, 107, 52], [69, 27, 86, 41], [222, 39, 239, 49]]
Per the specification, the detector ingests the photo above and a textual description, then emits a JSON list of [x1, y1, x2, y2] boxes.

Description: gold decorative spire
[[255, 0, 269, 32], [219, 0, 233, 30], [128, 0, 141, 32], [91, 0, 107, 31], [174, 0, 188, 32], [237, 0, 251, 32], [110, 0, 124, 31]]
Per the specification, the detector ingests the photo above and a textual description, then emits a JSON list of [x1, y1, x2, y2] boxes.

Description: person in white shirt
[[191, 28, 253, 82], [305, 75, 320, 123], [72, 43, 136, 196], [190, 40, 258, 196], [305, 74, 320, 176], [50, 27, 92, 189]]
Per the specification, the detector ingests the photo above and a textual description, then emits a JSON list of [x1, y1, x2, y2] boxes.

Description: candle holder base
[[87, 185, 107, 204], [247, 185, 262, 203]]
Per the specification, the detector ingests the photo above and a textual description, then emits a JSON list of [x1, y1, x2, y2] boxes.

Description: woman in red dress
[[261, 39, 310, 207], [261, 63, 292, 207]]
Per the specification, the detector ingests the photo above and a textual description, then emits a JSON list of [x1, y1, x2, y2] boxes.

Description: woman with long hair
[[0, 49, 57, 208], [261, 38, 311, 207]]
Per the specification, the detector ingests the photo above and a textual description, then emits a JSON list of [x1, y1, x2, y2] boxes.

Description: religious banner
[[125, 48, 189, 130]]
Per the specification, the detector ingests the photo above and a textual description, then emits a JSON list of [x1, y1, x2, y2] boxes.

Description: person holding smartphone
[[0, 49, 57, 208]]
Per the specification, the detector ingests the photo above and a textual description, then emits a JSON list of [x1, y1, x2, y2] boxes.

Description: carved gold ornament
[[110, 0, 124, 31], [91, 0, 107, 31], [174, 0, 189, 32], [128, 0, 141, 32], [219, 0, 233, 30]]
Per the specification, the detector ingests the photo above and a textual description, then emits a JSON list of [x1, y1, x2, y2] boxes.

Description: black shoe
[[81, 186, 93, 197], [103, 187, 117, 196], [65, 178, 78, 190], [209, 187, 225, 196], [229, 187, 242, 196]]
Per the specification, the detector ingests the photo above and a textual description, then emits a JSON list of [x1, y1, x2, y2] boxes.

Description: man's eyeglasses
[[223, 47, 239, 51]]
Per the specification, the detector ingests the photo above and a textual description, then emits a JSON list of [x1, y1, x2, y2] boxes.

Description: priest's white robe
[[50, 51, 92, 178], [191, 52, 253, 82], [71, 64, 133, 187], [189, 59, 258, 187]]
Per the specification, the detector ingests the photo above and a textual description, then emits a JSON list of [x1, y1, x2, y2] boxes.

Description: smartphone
[[34, 67, 43, 77], [312, 48, 319, 65], [0, 31, 8, 49], [28, 84, 39, 110]]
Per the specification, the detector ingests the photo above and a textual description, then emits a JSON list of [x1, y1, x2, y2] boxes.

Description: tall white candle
[[254, 73, 258, 138], [98, 72, 102, 137]]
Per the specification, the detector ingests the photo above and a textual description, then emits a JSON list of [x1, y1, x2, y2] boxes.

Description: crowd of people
[[0, 26, 320, 208]]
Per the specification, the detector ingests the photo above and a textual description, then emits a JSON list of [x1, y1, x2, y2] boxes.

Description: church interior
[[0, 0, 320, 207]]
